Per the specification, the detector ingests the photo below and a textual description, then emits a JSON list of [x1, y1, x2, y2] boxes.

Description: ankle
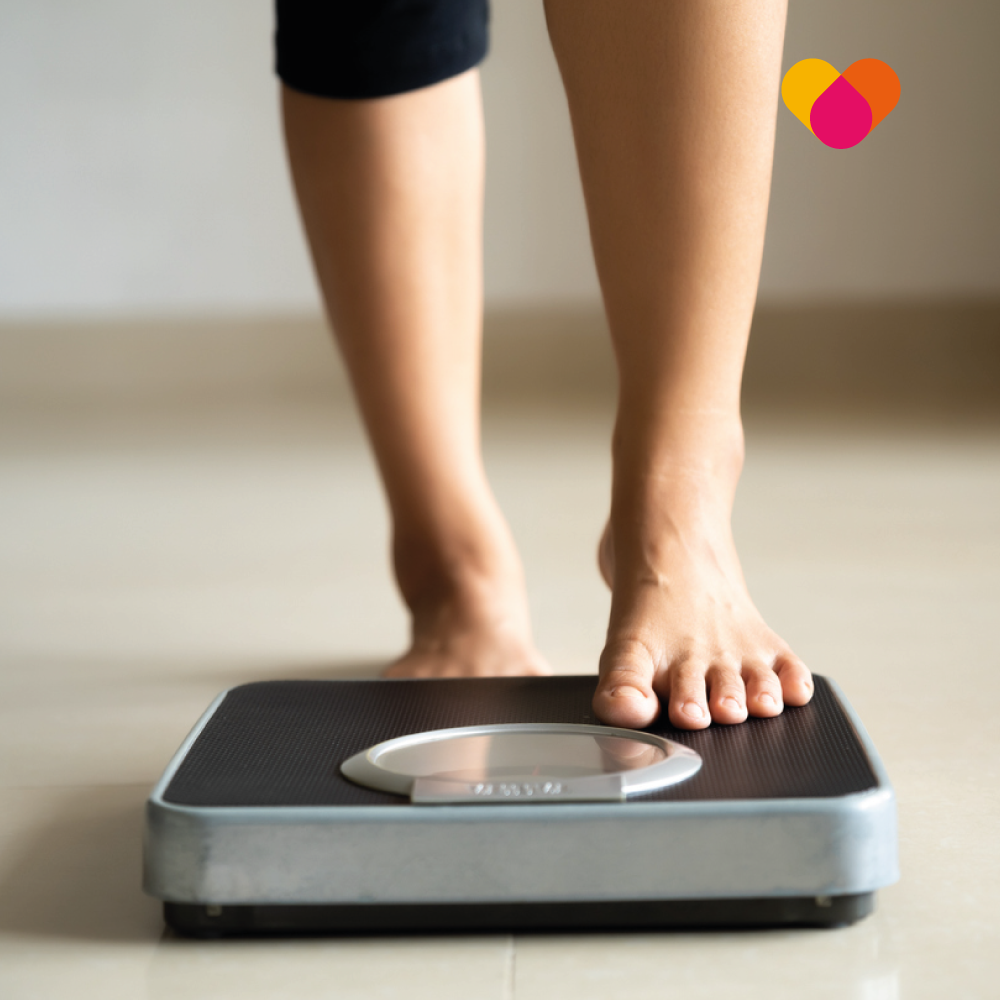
[[611, 416, 745, 519], [391, 511, 524, 618], [612, 410, 744, 478]]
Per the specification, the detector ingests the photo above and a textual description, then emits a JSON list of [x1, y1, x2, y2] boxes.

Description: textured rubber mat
[[162, 675, 877, 807]]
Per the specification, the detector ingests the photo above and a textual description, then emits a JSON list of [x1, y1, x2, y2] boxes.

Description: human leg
[[544, 0, 812, 727], [282, 68, 548, 677]]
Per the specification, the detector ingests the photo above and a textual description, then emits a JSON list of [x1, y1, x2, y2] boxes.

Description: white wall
[[764, 0, 1000, 300], [0, 1, 313, 315], [0, 0, 997, 316]]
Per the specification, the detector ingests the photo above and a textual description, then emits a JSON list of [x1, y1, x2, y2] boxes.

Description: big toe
[[597, 520, 614, 589], [593, 639, 660, 728]]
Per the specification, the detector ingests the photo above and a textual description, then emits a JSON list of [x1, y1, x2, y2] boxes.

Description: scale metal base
[[143, 675, 897, 936]]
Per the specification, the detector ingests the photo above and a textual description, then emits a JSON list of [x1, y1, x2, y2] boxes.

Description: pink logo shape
[[809, 76, 873, 149]]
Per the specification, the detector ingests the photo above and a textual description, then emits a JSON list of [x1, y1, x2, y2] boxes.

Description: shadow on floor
[[0, 783, 161, 943], [0, 659, 388, 943]]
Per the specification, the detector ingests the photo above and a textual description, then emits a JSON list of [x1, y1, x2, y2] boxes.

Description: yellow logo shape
[[781, 59, 841, 135]]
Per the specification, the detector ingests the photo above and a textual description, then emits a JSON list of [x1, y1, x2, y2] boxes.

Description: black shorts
[[275, 0, 490, 100]]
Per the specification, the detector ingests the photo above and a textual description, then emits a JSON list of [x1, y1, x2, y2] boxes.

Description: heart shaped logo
[[782, 58, 900, 149]]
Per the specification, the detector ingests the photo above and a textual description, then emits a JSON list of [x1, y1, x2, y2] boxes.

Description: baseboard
[[480, 300, 1000, 415], [743, 300, 1000, 413], [1, 301, 996, 415], [0, 315, 345, 409]]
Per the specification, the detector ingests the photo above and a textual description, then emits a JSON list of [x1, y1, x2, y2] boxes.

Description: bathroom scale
[[143, 675, 898, 936]]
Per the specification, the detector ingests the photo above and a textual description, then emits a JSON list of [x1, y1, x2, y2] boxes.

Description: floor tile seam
[[0, 782, 153, 793]]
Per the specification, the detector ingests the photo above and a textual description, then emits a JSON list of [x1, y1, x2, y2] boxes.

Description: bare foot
[[382, 517, 551, 679], [593, 460, 813, 730]]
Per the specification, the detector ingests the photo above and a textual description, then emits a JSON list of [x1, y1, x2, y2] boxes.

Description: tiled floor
[[1, 358, 998, 998]]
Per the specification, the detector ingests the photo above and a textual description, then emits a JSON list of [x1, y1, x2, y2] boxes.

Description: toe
[[666, 658, 712, 730], [774, 652, 813, 706], [597, 520, 614, 589], [742, 660, 783, 717], [706, 662, 748, 725], [593, 638, 660, 728]]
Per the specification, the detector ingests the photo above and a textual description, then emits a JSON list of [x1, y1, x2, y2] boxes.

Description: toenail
[[608, 685, 646, 701], [758, 693, 777, 706], [682, 702, 705, 720], [723, 697, 742, 710]]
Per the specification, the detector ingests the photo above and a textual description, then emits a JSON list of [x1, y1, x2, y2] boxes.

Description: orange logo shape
[[782, 58, 900, 149]]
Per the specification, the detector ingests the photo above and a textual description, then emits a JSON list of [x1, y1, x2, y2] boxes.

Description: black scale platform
[[164, 675, 877, 809]]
